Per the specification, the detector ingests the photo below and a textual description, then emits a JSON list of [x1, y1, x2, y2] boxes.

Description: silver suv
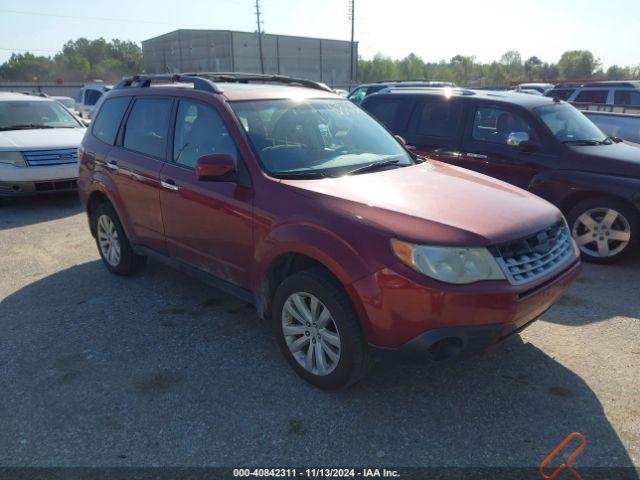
[[545, 81, 640, 107]]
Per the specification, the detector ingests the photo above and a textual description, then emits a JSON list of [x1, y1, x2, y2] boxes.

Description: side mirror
[[507, 131, 529, 146], [195, 154, 236, 181]]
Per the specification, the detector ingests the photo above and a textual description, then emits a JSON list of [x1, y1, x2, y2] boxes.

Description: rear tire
[[91, 203, 147, 275], [568, 197, 638, 264], [272, 267, 372, 389]]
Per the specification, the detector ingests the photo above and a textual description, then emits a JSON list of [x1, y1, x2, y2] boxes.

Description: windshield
[[231, 99, 412, 177], [0, 100, 81, 130], [535, 102, 607, 144]]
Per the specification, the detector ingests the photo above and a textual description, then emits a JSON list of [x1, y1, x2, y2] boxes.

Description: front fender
[[529, 170, 640, 212], [254, 222, 374, 289]]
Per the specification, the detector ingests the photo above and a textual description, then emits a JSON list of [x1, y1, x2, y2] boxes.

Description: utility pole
[[255, 0, 265, 74], [349, 0, 355, 86]]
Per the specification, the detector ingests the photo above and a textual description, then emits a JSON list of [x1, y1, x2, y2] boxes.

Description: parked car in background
[[545, 81, 640, 106], [361, 88, 640, 263], [348, 80, 456, 104], [78, 73, 579, 389], [52, 96, 77, 111], [515, 83, 554, 94], [0, 93, 86, 197], [75, 83, 112, 119]]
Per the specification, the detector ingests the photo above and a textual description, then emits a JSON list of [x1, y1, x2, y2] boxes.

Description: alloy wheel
[[572, 207, 631, 258], [281, 292, 341, 376], [97, 214, 121, 267]]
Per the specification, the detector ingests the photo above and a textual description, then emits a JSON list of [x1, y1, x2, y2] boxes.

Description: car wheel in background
[[272, 267, 372, 389], [91, 203, 147, 275], [568, 197, 638, 264]]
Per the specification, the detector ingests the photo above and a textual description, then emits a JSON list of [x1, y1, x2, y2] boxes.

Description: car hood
[[567, 142, 640, 177], [280, 160, 562, 246], [0, 128, 86, 150]]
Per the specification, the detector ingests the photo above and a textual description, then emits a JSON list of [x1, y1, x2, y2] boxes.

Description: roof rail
[[113, 72, 334, 93], [554, 81, 640, 89], [181, 72, 333, 92], [382, 86, 476, 96], [113, 74, 222, 93]]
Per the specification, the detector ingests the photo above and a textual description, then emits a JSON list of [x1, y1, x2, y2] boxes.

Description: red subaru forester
[[78, 73, 581, 389]]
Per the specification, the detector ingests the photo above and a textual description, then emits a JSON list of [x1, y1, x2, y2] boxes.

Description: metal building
[[142, 29, 357, 88]]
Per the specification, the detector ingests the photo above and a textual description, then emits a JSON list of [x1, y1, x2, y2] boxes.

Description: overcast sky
[[1, 0, 639, 68]]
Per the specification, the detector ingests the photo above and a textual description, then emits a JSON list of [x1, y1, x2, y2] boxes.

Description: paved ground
[[0, 194, 638, 470]]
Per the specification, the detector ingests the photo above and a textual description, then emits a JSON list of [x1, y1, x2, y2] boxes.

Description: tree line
[[0, 38, 143, 83], [358, 50, 640, 86], [1, 38, 639, 87]]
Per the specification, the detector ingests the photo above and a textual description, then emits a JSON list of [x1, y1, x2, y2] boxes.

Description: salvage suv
[[78, 73, 580, 389], [362, 88, 640, 263]]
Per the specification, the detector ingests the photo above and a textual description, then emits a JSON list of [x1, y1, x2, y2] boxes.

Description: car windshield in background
[[535, 102, 608, 145], [231, 99, 412, 177], [0, 101, 81, 130]]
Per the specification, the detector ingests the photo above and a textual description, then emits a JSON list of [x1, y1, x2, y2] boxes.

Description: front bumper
[[0, 163, 78, 196], [350, 256, 581, 357]]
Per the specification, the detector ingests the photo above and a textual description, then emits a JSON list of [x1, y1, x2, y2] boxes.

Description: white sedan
[[0, 93, 86, 197]]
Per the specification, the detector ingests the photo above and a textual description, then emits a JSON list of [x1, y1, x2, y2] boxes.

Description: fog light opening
[[428, 337, 464, 361]]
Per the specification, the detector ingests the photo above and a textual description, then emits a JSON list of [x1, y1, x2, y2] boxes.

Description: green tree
[[397, 53, 425, 80], [500, 50, 524, 80], [0, 52, 53, 81], [557, 50, 600, 80], [524, 56, 543, 80]]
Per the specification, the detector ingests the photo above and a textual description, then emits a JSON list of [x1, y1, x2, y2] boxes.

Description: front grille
[[22, 148, 78, 166], [34, 179, 77, 192], [493, 222, 574, 285]]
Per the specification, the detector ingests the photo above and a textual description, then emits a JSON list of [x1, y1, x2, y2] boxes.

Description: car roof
[[551, 81, 640, 89], [0, 92, 55, 102], [364, 87, 557, 109]]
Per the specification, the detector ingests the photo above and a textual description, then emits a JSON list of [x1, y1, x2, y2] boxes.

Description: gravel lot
[[0, 194, 638, 471]]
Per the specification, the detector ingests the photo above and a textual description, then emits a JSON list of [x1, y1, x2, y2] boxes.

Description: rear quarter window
[[546, 89, 575, 101], [91, 97, 131, 145]]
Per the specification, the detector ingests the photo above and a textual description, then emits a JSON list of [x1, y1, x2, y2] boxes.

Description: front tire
[[91, 203, 146, 275], [568, 197, 638, 264], [272, 268, 371, 389]]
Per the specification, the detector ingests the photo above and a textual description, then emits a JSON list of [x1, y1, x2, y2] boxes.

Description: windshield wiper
[[343, 159, 402, 176], [274, 170, 329, 179], [0, 124, 56, 131], [562, 139, 605, 146]]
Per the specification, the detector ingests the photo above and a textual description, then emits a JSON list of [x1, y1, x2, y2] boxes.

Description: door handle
[[106, 160, 119, 171], [160, 179, 179, 191], [465, 153, 488, 159]]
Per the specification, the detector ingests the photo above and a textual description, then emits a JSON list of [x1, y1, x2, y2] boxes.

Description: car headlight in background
[[0, 151, 26, 167], [390, 239, 506, 284]]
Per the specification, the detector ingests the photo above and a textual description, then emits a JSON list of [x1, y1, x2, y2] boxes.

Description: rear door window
[[365, 99, 402, 129], [408, 101, 463, 139], [122, 97, 173, 158], [614, 90, 640, 106], [91, 96, 131, 145], [574, 89, 608, 104], [471, 106, 538, 145]]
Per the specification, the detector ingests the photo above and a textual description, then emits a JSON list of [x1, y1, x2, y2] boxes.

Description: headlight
[[0, 151, 26, 167], [390, 239, 506, 284]]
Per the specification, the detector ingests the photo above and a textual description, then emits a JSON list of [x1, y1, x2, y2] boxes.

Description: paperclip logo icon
[[539, 432, 586, 480]]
